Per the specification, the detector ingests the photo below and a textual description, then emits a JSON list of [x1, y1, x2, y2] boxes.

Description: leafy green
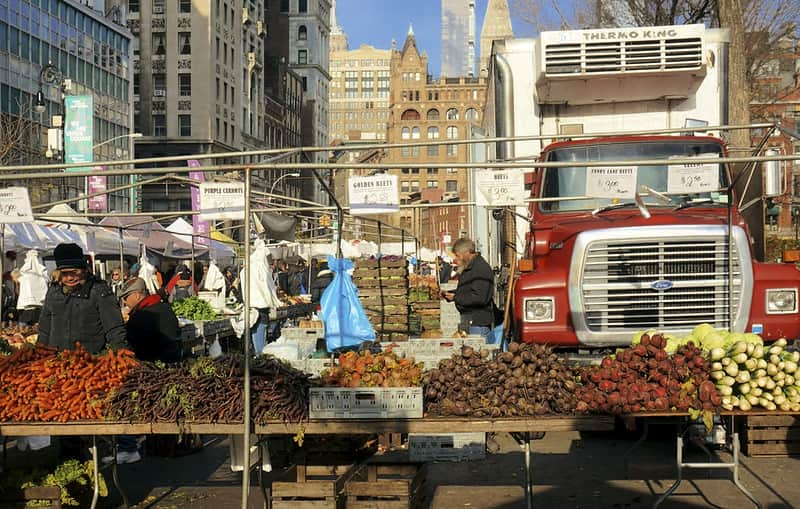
[[171, 297, 219, 321]]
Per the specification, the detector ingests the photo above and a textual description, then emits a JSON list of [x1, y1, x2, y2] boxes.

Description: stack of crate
[[353, 258, 409, 342], [740, 415, 800, 456]]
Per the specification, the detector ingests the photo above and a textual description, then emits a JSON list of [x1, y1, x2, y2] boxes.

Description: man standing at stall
[[440, 238, 495, 341], [39, 243, 127, 354], [119, 277, 182, 363]]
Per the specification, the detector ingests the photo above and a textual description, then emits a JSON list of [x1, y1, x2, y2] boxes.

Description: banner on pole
[[87, 166, 107, 212], [189, 160, 210, 246], [64, 95, 94, 173]]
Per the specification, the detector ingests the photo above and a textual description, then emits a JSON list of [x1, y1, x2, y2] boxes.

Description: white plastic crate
[[380, 341, 411, 358], [407, 337, 496, 356], [281, 326, 325, 341], [412, 355, 453, 370], [309, 387, 423, 419], [408, 433, 486, 462], [287, 358, 337, 377]]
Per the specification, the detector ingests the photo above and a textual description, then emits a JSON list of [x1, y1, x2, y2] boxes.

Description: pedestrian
[[164, 264, 198, 302], [440, 238, 495, 341], [38, 243, 127, 354], [310, 262, 333, 304], [109, 267, 125, 298], [438, 256, 452, 284]]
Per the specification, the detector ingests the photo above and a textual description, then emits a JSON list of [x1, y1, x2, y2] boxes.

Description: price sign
[[667, 154, 720, 194], [199, 182, 246, 220], [475, 169, 526, 206], [586, 166, 637, 199], [0, 187, 33, 224], [348, 175, 399, 215]]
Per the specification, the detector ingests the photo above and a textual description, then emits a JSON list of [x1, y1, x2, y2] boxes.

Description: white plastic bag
[[240, 240, 282, 311], [138, 249, 160, 295], [203, 260, 226, 293], [17, 250, 48, 308], [16, 435, 51, 451]]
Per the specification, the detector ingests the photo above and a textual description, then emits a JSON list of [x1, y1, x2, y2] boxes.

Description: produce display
[[576, 333, 721, 421], [0, 344, 137, 422], [422, 343, 577, 417], [109, 355, 310, 425], [710, 337, 800, 412], [320, 350, 423, 388], [2, 459, 108, 507], [0, 324, 38, 349], [171, 296, 219, 321]]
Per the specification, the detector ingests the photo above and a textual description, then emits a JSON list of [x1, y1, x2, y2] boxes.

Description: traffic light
[[319, 214, 331, 227]]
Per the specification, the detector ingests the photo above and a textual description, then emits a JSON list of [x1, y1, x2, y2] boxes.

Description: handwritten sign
[[199, 183, 246, 220], [475, 169, 526, 206], [586, 166, 637, 199], [667, 154, 720, 194], [0, 187, 33, 224], [348, 175, 399, 215]]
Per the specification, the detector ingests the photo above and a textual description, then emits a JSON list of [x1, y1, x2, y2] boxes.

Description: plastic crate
[[407, 337, 496, 356], [281, 327, 325, 358], [411, 355, 453, 370], [197, 319, 233, 337], [179, 323, 199, 342], [288, 358, 337, 377], [309, 387, 423, 419], [408, 433, 486, 462]]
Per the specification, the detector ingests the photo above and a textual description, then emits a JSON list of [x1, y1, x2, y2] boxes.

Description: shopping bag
[[320, 256, 375, 352]]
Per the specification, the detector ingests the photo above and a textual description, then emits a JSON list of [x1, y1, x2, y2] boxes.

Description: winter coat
[[126, 294, 182, 363], [38, 277, 127, 354], [453, 254, 495, 328], [311, 270, 334, 303]]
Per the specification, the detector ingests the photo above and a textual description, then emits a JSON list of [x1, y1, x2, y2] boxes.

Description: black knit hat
[[53, 243, 86, 270]]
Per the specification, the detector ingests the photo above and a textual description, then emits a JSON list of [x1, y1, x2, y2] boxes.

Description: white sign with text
[[199, 183, 246, 220], [586, 166, 638, 199], [348, 175, 399, 215], [475, 169, 526, 206], [0, 187, 33, 223], [667, 154, 720, 194]]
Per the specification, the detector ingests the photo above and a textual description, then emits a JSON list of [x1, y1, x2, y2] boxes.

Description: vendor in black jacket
[[441, 238, 495, 340], [119, 277, 182, 363], [39, 243, 127, 354]]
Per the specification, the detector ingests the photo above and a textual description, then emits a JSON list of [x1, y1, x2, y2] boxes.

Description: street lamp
[[269, 172, 300, 202], [92, 132, 143, 150], [35, 63, 65, 115]]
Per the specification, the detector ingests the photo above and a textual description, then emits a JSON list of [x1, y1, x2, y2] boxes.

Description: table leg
[[652, 435, 683, 508], [110, 436, 131, 509], [623, 418, 649, 479], [731, 433, 762, 509], [90, 436, 100, 509], [524, 432, 533, 509]]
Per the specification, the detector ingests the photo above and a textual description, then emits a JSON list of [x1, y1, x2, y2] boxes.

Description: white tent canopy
[[2, 222, 84, 253], [40, 204, 140, 257], [295, 240, 440, 261], [165, 218, 236, 261]]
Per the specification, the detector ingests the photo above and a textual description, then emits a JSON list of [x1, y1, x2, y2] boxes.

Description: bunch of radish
[[709, 338, 800, 411]]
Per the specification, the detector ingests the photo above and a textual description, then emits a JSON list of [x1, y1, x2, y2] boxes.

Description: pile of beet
[[422, 343, 577, 417], [576, 333, 721, 414]]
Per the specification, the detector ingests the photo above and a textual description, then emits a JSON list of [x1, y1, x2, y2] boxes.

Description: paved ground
[[4, 425, 800, 508]]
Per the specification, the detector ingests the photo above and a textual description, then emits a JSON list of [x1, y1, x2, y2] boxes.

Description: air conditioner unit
[[154, 89, 166, 97], [152, 5, 163, 13], [242, 7, 251, 24], [256, 20, 266, 37]]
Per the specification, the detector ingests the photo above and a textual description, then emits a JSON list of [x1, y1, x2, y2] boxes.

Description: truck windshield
[[540, 140, 728, 212]]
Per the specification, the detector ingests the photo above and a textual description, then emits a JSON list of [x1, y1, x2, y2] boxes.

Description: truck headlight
[[524, 297, 555, 322], [766, 289, 798, 314]]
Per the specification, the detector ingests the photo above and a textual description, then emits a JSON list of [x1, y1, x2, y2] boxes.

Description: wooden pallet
[[0, 486, 62, 509], [741, 415, 800, 457], [272, 463, 358, 509], [344, 463, 426, 509]]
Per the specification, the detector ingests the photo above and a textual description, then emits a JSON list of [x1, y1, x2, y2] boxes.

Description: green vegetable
[[171, 297, 219, 321]]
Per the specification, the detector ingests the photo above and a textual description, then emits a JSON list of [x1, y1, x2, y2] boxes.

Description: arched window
[[465, 108, 479, 121], [298, 25, 307, 40], [411, 127, 420, 139], [446, 126, 458, 139], [401, 109, 420, 120], [446, 108, 459, 120], [427, 108, 440, 120], [427, 126, 439, 139], [401, 127, 410, 140]]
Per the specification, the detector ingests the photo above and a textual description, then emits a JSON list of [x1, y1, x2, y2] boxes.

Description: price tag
[[200, 183, 246, 220], [585, 167, 637, 199], [475, 169, 526, 206], [0, 187, 34, 224], [667, 154, 720, 193]]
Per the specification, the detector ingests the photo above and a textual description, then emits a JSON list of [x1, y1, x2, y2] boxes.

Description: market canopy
[[40, 204, 140, 257], [165, 218, 236, 261], [98, 215, 198, 259], [3, 222, 84, 253]]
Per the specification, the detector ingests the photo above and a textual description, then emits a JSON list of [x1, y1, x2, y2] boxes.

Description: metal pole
[[241, 167, 252, 509], [191, 240, 195, 285], [118, 228, 124, 277], [0, 224, 4, 326]]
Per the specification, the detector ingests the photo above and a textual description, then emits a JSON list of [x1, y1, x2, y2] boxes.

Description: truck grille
[[569, 226, 752, 341], [544, 37, 703, 75]]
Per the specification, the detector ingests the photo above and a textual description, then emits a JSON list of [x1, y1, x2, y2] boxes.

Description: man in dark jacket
[[441, 238, 494, 340], [120, 277, 182, 363], [311, 264, 334, 304], [39, 243, 127, 354]]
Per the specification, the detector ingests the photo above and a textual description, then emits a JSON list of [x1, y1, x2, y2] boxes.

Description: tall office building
[[441, 0, 475, 77], [329, 0, 347, 52], [0, 0, 133, 210], [479, 0, 514, 77]]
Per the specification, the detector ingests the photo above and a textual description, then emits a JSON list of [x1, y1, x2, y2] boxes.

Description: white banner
[[586, 166, 638, 199], [0, 187, 34, 223], [200, 183, 246, 220], [475, 169, 526, 206], [348, 175, 399, 215]]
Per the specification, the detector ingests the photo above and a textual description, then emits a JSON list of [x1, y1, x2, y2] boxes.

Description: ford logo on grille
[[651, 280, 673, 291]]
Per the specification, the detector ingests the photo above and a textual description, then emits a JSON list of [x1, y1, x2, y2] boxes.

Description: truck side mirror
[[764, 148, 783, 198]]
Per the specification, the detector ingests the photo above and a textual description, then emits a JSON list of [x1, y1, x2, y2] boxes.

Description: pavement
[[4, 425, 800, 509]]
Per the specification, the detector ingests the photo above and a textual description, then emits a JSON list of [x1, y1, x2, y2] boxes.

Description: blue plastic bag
[[320, 256, 376, 352]]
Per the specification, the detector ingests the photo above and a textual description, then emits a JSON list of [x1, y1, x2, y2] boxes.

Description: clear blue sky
[[336, 0, 536, 77]]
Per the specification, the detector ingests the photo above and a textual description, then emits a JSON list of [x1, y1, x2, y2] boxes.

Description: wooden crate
[[741, 415, 800, 457], [353, 268, 408, 278], [355, 278, 408, 289], [360, 297, 409, 308], [358, 287, 408, 298], [344, 463, 426, 509], [355, 259, 407, 269], [0, 486, 62, 509], [272, 463, 357, 509]]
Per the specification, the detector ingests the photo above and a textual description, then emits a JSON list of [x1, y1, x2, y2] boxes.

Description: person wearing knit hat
[[38, 243, 127, 354]]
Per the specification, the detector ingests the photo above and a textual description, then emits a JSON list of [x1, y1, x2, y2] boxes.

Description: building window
[[446, 180, 458, 192], [280, 0, 289, 11], [465, 108, 479, 121], [298, 25, 307, 40], [153, 114, 166, 136], [446, 108, 459, 120], [411, 127, 420, 139], [301, 77, 307, 91], [427, 109, 440, 120], [299, 0, 308, 11], [411, 180, 420, 192], [133, 74, 140, 95], [447, 126, 458, 157], [179, 114, 192, 136], [179, 32, 191, 54], [179, 74, 191, 96], [427, 180, 438, 188], [428, 168, 439, 175], [298, 49, 307, 64], [401, 181, 409, 193], [129, 0, 140, 12], [153, 73, 166, 94], [179, 0, 191, 13], [152, 33, 166, 55], [401, 109, 420, 121], [427, 126, 439, 156], [401, 127, 410, 140]]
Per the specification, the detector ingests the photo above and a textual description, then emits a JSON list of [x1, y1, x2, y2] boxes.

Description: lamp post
[[269, 172, 300, 204], [91, 133, 142, 213], [35, 63, 69, 202]]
